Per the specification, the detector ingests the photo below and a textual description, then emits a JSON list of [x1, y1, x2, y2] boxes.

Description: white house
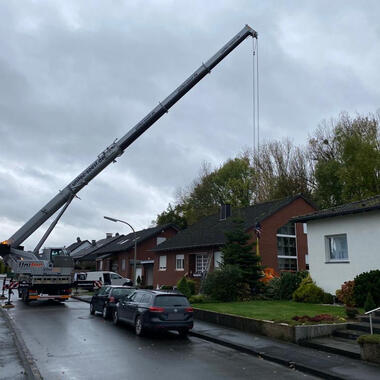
[[293, 195, 380, 294]]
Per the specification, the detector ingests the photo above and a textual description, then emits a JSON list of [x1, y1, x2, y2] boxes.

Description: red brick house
[[152, 195, 316, 287], [95, 224, 178, 287]]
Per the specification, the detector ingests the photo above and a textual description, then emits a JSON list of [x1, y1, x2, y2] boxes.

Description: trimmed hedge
[[354, 270, 380, 307]]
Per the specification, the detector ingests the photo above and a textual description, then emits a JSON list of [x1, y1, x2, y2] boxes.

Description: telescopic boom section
[[8, 25, 257, 247]]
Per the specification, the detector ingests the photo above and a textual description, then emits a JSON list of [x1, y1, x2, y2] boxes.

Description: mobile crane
[[0, 25, 257, 302]]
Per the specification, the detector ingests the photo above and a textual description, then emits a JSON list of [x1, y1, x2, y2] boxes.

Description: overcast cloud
[[1, 0, 380, 250]]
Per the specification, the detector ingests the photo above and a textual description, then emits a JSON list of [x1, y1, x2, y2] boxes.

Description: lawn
[[192, 300, 350, 324]]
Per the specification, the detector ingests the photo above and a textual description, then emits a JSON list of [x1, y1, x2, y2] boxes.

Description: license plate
[[167, 313, 183, 321]]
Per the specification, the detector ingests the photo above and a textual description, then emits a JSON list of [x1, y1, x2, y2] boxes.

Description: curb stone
[[0, 307, 43, 380], [189, 329, 344, 380]]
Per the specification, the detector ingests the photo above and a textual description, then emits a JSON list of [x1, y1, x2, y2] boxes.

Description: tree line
[[156, 112, 380, 228]]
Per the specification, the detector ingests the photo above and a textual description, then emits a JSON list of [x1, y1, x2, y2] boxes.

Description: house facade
[[153, 195, 316, 288], [95, 224, 178, 287], [293, 195, 380, 294]]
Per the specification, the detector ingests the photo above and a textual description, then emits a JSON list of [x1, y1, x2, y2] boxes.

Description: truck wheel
[[135, 315, 145, 336], [90, 303, 95, 315]]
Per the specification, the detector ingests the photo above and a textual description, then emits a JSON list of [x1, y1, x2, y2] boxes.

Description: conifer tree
[[222, 218, 262, 292]]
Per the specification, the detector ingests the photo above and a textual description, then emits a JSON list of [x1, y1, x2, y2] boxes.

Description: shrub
[[189, 294, 210, 304], [160, 285, 173, 290], [354, 270, 380, 307], [364, 292, 376, 312], [336, 280, 356, 307], [237, 282, 252, 301], [357, 334, 380, 345], [187, 279, 197, 296], [177, 277, 191, 298], [279, 271, 308, 300], [292, 314, 338, 323], [203, 265, 243, 302], [292, 276, 324, 303], [345, 307, 359, 319], [323, 293, 334, 304], [264, 277, 281, 300]]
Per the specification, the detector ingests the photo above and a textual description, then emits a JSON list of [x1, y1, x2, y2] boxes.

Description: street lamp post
[[104, 216, 137, 285]]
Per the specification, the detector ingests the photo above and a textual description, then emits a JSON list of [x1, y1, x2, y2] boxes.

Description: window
[[326, 234, 348, 261], [277, 222, 295, 236], [277, 222, 297, 271], [303, 223, 307, 234], [278, 258, 298, 271], [111, 273, 121, 279], [159, 255, 167, 271], [140, 294, 152, 304], [196, 254, 208, 274], [157, 237, 166, 245], [122, 259, 126, 271], [155, 295, 189, 307], [99, 261, 103, 270], [176, 254, 184, 271], [214, 251, 223, 269]]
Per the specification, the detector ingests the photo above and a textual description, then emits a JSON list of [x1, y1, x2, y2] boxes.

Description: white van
[[74, 271, 133, 290]]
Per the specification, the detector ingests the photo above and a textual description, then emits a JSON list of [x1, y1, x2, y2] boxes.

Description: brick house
[[152, 195, 316, 287], [95, 224, 178, 287]]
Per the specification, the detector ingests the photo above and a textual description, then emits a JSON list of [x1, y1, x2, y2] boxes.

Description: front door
[[144, 264, 154, 287]]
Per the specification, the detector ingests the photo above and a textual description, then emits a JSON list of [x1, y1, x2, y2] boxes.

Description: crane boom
[[7, 24, 257, 248]]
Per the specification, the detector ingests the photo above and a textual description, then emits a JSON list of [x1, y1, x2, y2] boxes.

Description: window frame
[[325, 234, 349, 263], [159, 255, 167, 271], [176, 254, 184, 271], [277, 222, 298, 271], [214, 251, 223, 269], [195, 254, 209, 274]]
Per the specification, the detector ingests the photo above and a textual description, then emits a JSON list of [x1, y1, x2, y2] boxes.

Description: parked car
[[113, 290, 193, 337], [90, 285, 135, 319], [75, 271, 133, 290]]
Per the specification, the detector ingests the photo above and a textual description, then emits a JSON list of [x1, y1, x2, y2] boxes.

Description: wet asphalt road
[[6, 298, 317, 380]]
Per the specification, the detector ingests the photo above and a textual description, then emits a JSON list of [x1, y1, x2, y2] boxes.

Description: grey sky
[[1, 0, 379, 250]]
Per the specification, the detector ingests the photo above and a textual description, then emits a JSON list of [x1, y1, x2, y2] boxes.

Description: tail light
[[109, 296, 115, 303], [185, 307, 193, 313], [149, 306, 164, 312]]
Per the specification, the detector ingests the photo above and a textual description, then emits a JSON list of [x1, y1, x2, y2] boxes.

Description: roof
[[94, 224, 178, 259], [292, 195, 380, 223], [71, 235, 120, 261], [66, 240, 89, 253], [154, 194, 313, 252]]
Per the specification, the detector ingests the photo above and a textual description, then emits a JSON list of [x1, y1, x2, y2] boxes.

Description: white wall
[[307, 211, 380, 294]]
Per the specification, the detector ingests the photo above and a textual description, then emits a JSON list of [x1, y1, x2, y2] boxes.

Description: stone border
[[0, 307, 43, 380], [193, 308, 347, 343]]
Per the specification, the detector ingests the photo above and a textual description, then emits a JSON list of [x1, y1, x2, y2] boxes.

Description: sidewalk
[[0, 308, 27, 379], [191, 320, 380, 380]]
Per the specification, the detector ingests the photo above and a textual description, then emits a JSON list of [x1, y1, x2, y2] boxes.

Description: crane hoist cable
[[252, 37, 260, 156]]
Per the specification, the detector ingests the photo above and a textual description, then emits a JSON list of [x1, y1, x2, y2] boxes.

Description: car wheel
[[178, 328, 189, 338], [135, 315, 145, 336], [113, 310, 119, 325], [90, 303, 95, 315], [102, 305, 110, 319]]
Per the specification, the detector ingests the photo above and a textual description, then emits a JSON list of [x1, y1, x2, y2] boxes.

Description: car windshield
[[112, 288, 134, 297], [154, 295, 190, 307]]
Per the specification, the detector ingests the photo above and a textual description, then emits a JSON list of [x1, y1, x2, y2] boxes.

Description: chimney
[[76, 237, 81, 243], [219, 203, 231, 220], [91, 240, 96, 246], [106, 233, 113, 239], [115, 232, 120, 237]]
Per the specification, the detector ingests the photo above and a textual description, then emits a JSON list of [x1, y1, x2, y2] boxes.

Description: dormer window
[[219, 204, 231, 220], [157, 237, 166, 246]]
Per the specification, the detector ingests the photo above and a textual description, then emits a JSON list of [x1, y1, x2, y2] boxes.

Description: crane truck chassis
[[0, 25, 257, 302]]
